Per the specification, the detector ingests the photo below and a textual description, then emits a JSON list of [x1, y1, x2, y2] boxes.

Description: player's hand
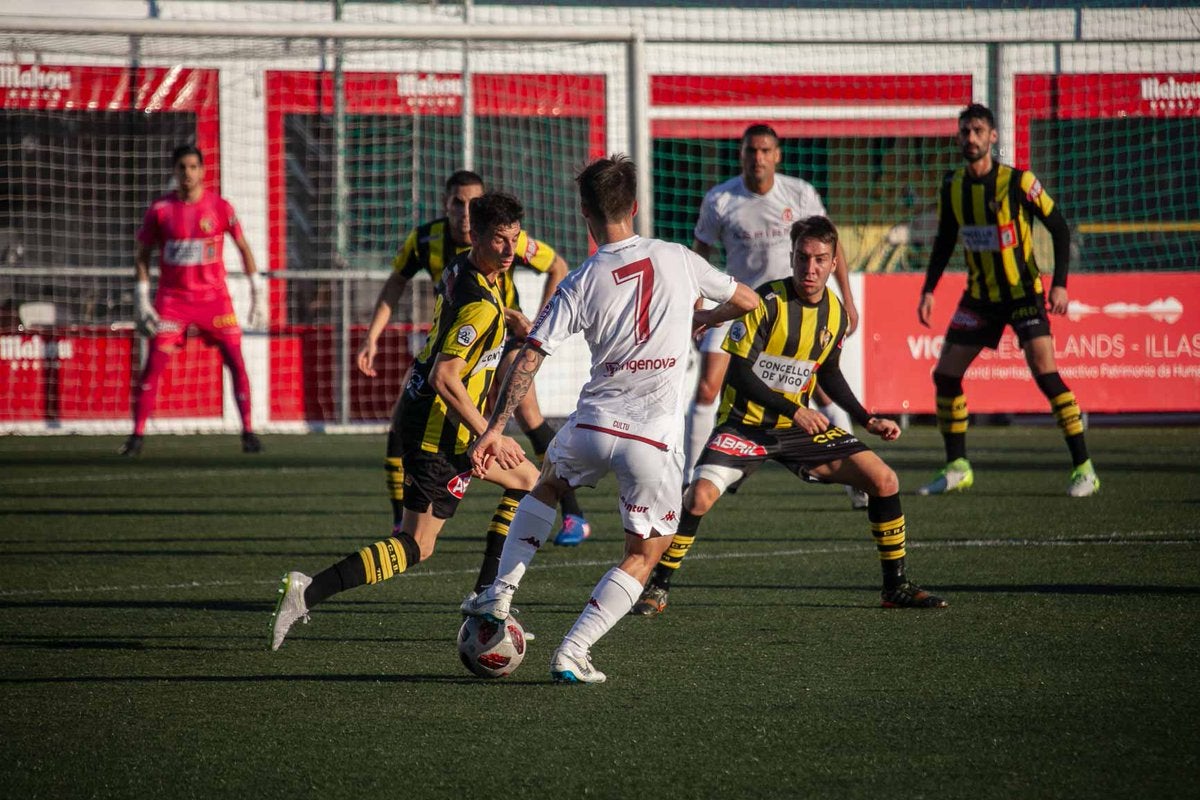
[[135, 280, 159, 337], [469, 430, 526, 476], [356, 341, 378, 377], [247, 273, 268, 330], [791, 406, 830, 435], [866, 416, 901, 441], [917, 292, 935, 328], [505, 309, 532, 339], [1048, 286, 1069, 316], [692, 310, 712, 340]]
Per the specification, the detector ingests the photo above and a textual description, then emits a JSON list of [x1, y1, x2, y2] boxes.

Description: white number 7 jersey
[[528, 234, 736, 448]]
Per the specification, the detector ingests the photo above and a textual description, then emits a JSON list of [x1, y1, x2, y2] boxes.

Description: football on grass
[[457, 615, 527, 679]]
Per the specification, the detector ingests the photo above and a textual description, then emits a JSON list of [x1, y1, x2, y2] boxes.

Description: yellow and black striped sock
[[1036, 372, 1090, 466], [474, 489, 528, 593], [650, 511, 702, 590], [868, 494, 907, 590], [304, 532, 422, 609], [385, 457, 405, 527], [933, 373, 968, 461]]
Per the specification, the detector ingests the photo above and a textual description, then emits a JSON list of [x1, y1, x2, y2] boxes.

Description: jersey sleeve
[[693, 188, 722, 247], [135, 202, 160, 247], [222, 198, 245, 240], [686, 248, 737, 304], [797, 180, 828, 218], [515, 231, 556, 274], [1019, 169, 1056, 220], [439, 299, 501, 361], [392, 228, 422, 277], [526, 276, 582, 356]]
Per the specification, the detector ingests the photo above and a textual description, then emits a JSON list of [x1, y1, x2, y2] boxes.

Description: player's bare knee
[[869, 465, 900, 497], [687, 479, 721, 515]]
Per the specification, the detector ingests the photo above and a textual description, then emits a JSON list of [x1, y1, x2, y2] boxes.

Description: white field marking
[[0, 530, 1195, 599], [0, 466, 338, 486]]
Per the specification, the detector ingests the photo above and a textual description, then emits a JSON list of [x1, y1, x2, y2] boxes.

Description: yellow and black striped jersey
[[936, 162, 1057, 303], [719, 279, 849, 430], [393, 216, 557, 312], [402, 253, 506, 454]]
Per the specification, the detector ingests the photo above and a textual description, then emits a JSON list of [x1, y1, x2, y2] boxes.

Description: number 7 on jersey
[[612, 258, 654, 344]]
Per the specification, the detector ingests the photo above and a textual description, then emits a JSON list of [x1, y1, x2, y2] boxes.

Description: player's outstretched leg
[[463, 494, 557, 620]]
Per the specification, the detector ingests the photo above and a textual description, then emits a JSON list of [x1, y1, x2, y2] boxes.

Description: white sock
[[561, 567, 643, 655], [684, 399, 719, 484], [493, 495, 557, 594], [820, 402, 854, 433]]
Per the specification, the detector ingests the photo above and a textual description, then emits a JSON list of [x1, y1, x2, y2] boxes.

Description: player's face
[[470, 221, 520, 276], [741, 134, 782, 186], [445, 183, 485, 245], [791, 237, 835, 303], [173, 155, 204, 195], [958, 117, 997, 164]]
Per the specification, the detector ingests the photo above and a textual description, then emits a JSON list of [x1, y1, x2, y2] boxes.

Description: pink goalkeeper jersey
[[528, 234, 737, 448], [136, 191, 243, 299]]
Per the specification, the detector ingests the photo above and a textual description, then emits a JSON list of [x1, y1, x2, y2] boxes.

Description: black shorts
[[398, 424, 474, 519], [944, 292, 1051, 349], [695, 421, 870, 485]]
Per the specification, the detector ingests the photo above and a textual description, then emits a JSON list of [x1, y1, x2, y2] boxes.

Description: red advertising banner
[[863, 273, 1200, 414]]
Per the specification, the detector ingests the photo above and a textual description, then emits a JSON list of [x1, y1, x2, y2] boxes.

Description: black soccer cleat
[[881, 582, 948, 609], [241, 432, 264, 454], [119, 435, 144, 457]]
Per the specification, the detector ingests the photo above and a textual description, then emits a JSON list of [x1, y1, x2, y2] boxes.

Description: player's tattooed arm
[[490, 344, 545, 431]]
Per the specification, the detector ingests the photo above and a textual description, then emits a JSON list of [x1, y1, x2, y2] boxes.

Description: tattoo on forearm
[[492, 345, 545, 429]]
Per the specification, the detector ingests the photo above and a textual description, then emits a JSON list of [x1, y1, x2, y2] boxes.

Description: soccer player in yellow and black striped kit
[[270, 192, 542, 650], [633, 216, 947, 616], [916, 103, 1099, 498], [356, 170, 591, 545]]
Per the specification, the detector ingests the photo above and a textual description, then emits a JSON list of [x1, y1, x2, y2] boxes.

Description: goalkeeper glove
[[135, 280, 159, 336], [248, 272, 268, 330]]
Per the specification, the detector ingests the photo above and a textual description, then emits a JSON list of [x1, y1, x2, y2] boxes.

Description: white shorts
[[699, 319, 731, 354], [546, 421, 684, 537]]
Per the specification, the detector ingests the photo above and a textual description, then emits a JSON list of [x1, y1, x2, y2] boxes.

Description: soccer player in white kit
[[685, 125, 864, 507], [463, 154, 760, 683]]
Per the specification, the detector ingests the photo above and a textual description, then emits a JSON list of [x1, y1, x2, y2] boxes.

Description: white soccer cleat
[[270, 571, 311, 651], [917, 457, 974, 496], [461, 590, 534, 639], [845, 485, 870, 510], [1068, 460, 1101, 498], [551, 647, 606, 684], [460, 585, 512, 621]]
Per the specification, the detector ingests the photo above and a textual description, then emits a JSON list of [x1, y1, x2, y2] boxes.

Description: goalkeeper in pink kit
[[120, 144, 266, 456]]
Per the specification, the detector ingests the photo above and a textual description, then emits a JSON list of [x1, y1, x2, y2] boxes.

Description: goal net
[[1, 3, 1196, 431]]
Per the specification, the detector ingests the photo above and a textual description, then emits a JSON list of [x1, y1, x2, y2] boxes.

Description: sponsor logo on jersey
[[707, 432, 768, 458], [729, 320, 748, 343], [782, 207, 794, 222], [199, 216, 215, 234], [530, 289, 560, 336], [753, 353, 818, 393], [1026, 179, 1043, 203], [603, 356, 678, 377], [620, 495, 649, 514], [163, 238, 216, 266], [456, 324, 478, 347], [819, 328, 833, 349], [470, 344, 504, 376], [661, 510, 678, 523], [950, 307, 984, 330], [960, 222, 1017, 252], [446, 471, 473, 499], [523, 238, 540, 262]]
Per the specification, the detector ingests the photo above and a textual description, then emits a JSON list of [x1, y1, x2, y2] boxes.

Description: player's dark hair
[[576, 154, 637, 223], [789, 215, 839, 253], [468, 191, 523, 237], [741, 124, 780, 147], [959, 103, 996, 129], [171, 144, 203, 165], [445, 169, 484, 195]]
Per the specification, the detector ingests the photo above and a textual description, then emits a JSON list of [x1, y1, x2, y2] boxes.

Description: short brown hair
[[789, 215, 839, 252], [469, 191, 523, 237], [576, 154, 637, 224]]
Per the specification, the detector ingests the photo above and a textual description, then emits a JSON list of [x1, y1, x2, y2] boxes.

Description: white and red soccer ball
[[457, 615, 526, 678]]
